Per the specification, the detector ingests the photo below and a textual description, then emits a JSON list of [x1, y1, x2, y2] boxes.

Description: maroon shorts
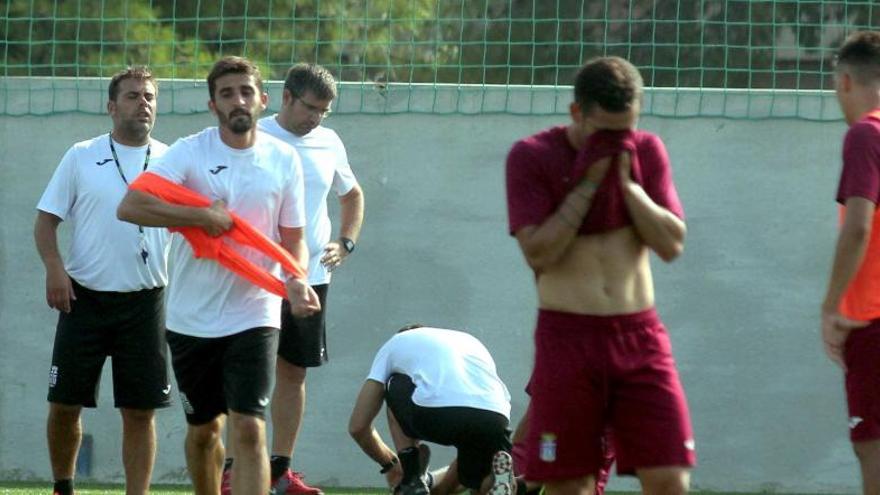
[[844, 320, 880, 442], [524, 308, 695, 480]]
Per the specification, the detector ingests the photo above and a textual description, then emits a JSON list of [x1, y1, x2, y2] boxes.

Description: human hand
[[285, 278, 322, 317], [320, 241, 349, 272], [821, 308, 868, 368], [583, 155, 612, 187], [384, 463, 403, 490], [202, 200, 233, 237], [617, 151, 637, 188], [46, 265, 75, 313]]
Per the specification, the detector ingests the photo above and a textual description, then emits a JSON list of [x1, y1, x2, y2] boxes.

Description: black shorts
[[166, 327, 278, 425], [279, 284, 329, 367], [385, 373, 511, 490], [47, 279, 171, 410]]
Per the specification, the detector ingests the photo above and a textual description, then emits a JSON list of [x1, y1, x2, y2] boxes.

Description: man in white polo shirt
[[34, 66, 171, 495], [225, 63, 362, 495], [117, 56, 320, 495], [348, 325, 516, 495]]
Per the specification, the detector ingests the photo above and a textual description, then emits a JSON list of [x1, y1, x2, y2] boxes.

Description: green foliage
[[2, 0, 879, 89]]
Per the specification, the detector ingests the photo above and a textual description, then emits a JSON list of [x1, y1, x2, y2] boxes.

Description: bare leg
[[185, 416, 226, 495], [270, 359, 307, 458], [387, 407, 417, 451], [543, 476, 595, 495], [854, 439, 880, 495], [430, 460, 464, 495], [47, 403, 82, 482], [230, 411, 269, 495], [636, 467, 689, 495], [120, 408, 156, 495]]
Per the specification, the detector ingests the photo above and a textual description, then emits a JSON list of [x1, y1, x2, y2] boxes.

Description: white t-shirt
[[367, 327, 511, 418], [37, 134, 170, 292], [258, 116, 359, 285], [149, 127, 306, 337]]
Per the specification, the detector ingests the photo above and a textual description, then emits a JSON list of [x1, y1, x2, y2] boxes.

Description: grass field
[[0, 483, 386, 495], [0, 485, 825, 495]]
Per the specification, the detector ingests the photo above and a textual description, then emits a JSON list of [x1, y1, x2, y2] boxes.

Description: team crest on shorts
[[48, 365, 59, 387], [540, 432, 557, 462]]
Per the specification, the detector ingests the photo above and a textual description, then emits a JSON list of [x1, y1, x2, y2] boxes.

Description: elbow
[[348, 422, 368, 442], [348, 414, 370, 441], [656, 220, 686, 262], [846, 224, 871, 244], [656, 241, 684, 263]]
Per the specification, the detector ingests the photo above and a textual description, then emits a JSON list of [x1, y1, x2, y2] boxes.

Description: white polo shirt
[[258, 116, 359, 285], [149, 127, 306, 337], [36, 134, 170, 292], [367, 327, 512, 418]]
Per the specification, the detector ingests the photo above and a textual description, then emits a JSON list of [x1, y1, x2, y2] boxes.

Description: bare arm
[[821, 197, 874, 367], [348, 380, 402, 487], [515, 158, 611, 272], [117, 189, 232, 236], [618, 152, 686, 262], [823, 197, 875, 311], [34, 211, 75, 312], [338, 184, 365, 241], [279, 226, 321, 317], [321, 184, 365, 270]]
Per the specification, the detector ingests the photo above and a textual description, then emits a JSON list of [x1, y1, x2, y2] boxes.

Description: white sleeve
[[366, 340, 395, 383], [147, 139, 190, 184], [330, 133, 358, 196], [279, 149, 306, 229], [36, 146, 78, 220]]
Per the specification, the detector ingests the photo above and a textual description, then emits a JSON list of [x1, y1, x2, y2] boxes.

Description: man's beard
[[119, 118, 153, 142], [224, 109, 254, 134]]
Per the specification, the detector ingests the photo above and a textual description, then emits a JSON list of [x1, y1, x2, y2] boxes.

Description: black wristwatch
[[379, 456, 398, 474], [340, 237, 356, 254]]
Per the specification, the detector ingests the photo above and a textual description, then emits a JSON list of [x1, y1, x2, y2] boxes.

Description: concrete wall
[[0, 85, 860, 492]]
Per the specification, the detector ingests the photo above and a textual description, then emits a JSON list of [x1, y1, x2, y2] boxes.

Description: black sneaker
[[394, 445, 430, 495], [418, 444, 433, 488], [394, 479, 429, 495]]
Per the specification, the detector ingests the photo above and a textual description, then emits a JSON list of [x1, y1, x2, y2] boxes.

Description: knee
[[230, 415, 265, 451], [188, 420, 224, 450], [853, 440, 880, 464], [48, 403, 82, 424], [640, 469, 690, 495], [121, 408, 155, 426], [543, 476, 594, 495], [276, 359, 307, 386]]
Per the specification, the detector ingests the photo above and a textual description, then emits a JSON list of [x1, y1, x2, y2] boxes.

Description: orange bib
[[129, 172, 306, 299]]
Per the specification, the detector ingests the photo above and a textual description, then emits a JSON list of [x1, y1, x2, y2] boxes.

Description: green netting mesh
[[2, 0, 879, 118]]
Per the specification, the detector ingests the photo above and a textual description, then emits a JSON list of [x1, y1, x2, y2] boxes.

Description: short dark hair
[[284, 63, 337, 101], [108, 66, 157, 101], [397, 323, 424, 334], [207, 56, 263, 100], [836, 31, 880, 85], [573, 56, 643, 113]]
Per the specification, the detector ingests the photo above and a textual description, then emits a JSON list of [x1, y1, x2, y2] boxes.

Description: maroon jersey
[[837, 114, 880, 205], [505, 126, 683, 236]]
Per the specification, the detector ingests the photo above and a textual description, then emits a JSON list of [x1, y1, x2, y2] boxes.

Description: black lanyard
[[109, 133, 151, 263], [108, 132, 151, 186]]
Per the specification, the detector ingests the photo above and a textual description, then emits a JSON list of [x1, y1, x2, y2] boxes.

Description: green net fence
[[2, 0, 879, 118]]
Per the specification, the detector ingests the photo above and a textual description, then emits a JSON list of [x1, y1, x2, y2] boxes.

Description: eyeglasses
[[294, 95, 332, 118]]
